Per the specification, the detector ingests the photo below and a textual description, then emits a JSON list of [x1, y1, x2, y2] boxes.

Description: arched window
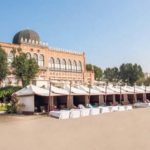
[[38, 54, 44, 67], [7, 51, 14, 64], [49, 57, 55, 70], [26, 52, 31, 59], [67, 59, 72, 71], [55, 58, 61, 70], [61, 59, 66, 70], [33, 53, 38, 63], [77, 61, 82, 72], [72, 60, 77, 72]]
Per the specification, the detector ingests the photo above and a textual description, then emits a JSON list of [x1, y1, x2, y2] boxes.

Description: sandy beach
[[0, 108, 150, 150]]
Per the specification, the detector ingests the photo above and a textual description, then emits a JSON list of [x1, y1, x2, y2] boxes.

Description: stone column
[[134, 94, 137, 103], [99, 95, 104, 105], [85, 95, 89, 106], [67, 95, 74, 109], [143, 93, 147, 102], [123, 94, 128, 103], [113, 95, 116, 104], [49, 96, 54, 111]]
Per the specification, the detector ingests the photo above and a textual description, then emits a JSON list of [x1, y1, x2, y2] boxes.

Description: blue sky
[[0, 0, 150, 72]]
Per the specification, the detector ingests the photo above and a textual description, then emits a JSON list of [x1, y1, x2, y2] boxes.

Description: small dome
[[12, 29, 40, 44]]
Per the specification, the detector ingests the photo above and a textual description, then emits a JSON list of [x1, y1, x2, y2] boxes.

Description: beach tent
[[107, 86, 130, 104], [14, 84, 52, 96], [79, 85, 102, 95], [13, 85, 58, 113], [94, 86, 117, 105], [50, 85, 69, 95], [78, 85, 104, 106], [64, 85, 88, 95]]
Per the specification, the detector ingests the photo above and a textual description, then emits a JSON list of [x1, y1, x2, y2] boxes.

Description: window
[[26, 52, 31, 59], [72, 60, 77, 72], [66, 59, 72, 71], [55, 58, 61, 70], [77, 61, 82, 72], [38, 54, 44, 67], [49, 57, 55, 70], [33, 53, 38, 62], [7, 51, 14, 65], [61, 59, 66, 70]]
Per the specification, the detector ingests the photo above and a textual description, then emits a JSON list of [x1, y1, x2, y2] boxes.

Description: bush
[[0, 86, 21, 102], [0, 103, 12, 112]]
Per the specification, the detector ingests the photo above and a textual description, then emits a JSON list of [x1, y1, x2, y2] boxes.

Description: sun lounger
[[49, 110, 70, 119], [90, 108, 100, 115], [99, 106, 110, 113], [70, 109, 81, 118], [87, 104, 100, 115], [118, 105, 126, 111], [80, 109, 90, 116], [111, 106, 119, 112], [133, 102, 149, 108], [125, 105, 133, 110], [78, 104, 90, 117]]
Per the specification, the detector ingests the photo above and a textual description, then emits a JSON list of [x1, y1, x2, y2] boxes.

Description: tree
[[86, 64, 93, 71], [144, 77, 150, 86], [12, 50, 39, 87], [86, 64, 103, 80], [93, 65, 103, 81], [104, 67, 119, 82], [119, 63, 144, 85], [137, 77, 150, 86], [0, 46, 8, 86]]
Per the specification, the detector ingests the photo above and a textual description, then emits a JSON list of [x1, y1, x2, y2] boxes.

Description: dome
[[12, 29, 40, 44]]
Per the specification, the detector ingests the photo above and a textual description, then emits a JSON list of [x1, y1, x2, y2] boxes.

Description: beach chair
[[70, 109, 81, 119], [125, 105, 133, 110], [118, 105, 126, 111], [111, 106, 119, 112], [99, 106, 111, 113], [49, 110, 70, 120], [87, 104, 100, 115], [78, 104, 90, 117]]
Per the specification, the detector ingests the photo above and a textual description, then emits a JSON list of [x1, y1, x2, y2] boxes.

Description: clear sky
[[0, 0, 150, 72]]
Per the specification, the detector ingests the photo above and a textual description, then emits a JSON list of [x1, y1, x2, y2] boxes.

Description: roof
[[12, 29, 40, 44], [14, 85, 57, 97]]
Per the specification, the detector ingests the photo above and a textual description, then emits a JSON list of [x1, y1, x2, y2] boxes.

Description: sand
[[0, 108, 150, 150]]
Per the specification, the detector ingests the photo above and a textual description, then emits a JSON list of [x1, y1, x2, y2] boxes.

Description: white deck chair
[[87, 104, 100, 115], [111, 106, 119, 112], [49, 110, 70, 120], [118, 105, 126, 111], [70, 109, 81, 118], [99, 106, 111, 113], [78, 104, 90, 117], [125, 105, 133, 110]]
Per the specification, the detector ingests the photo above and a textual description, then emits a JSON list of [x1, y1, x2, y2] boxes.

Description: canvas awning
[[14, 85, 57, 97], [79, 85, 103, 95], [64, 85, 88, 95]]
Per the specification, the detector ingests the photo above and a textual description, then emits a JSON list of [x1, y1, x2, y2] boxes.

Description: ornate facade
[[0, 29, 94, 86]]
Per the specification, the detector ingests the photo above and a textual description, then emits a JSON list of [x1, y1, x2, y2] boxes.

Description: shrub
[[0, 86, 21, 102], [0, 103, 12, 112]]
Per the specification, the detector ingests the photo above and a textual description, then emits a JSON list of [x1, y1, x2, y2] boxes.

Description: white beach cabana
[[14, 85, 57, 113]]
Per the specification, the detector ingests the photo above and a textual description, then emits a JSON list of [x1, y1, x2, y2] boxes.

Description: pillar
[[123, 94, 128, 103], [49, 96, 54, 111], [99, 95, 104, 105], [134, 94, 137, 103], [67, 95, 74, 109], [143, 93, 147, 102], [113, 95, 116, 104], [85, 95, 89, 106]]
